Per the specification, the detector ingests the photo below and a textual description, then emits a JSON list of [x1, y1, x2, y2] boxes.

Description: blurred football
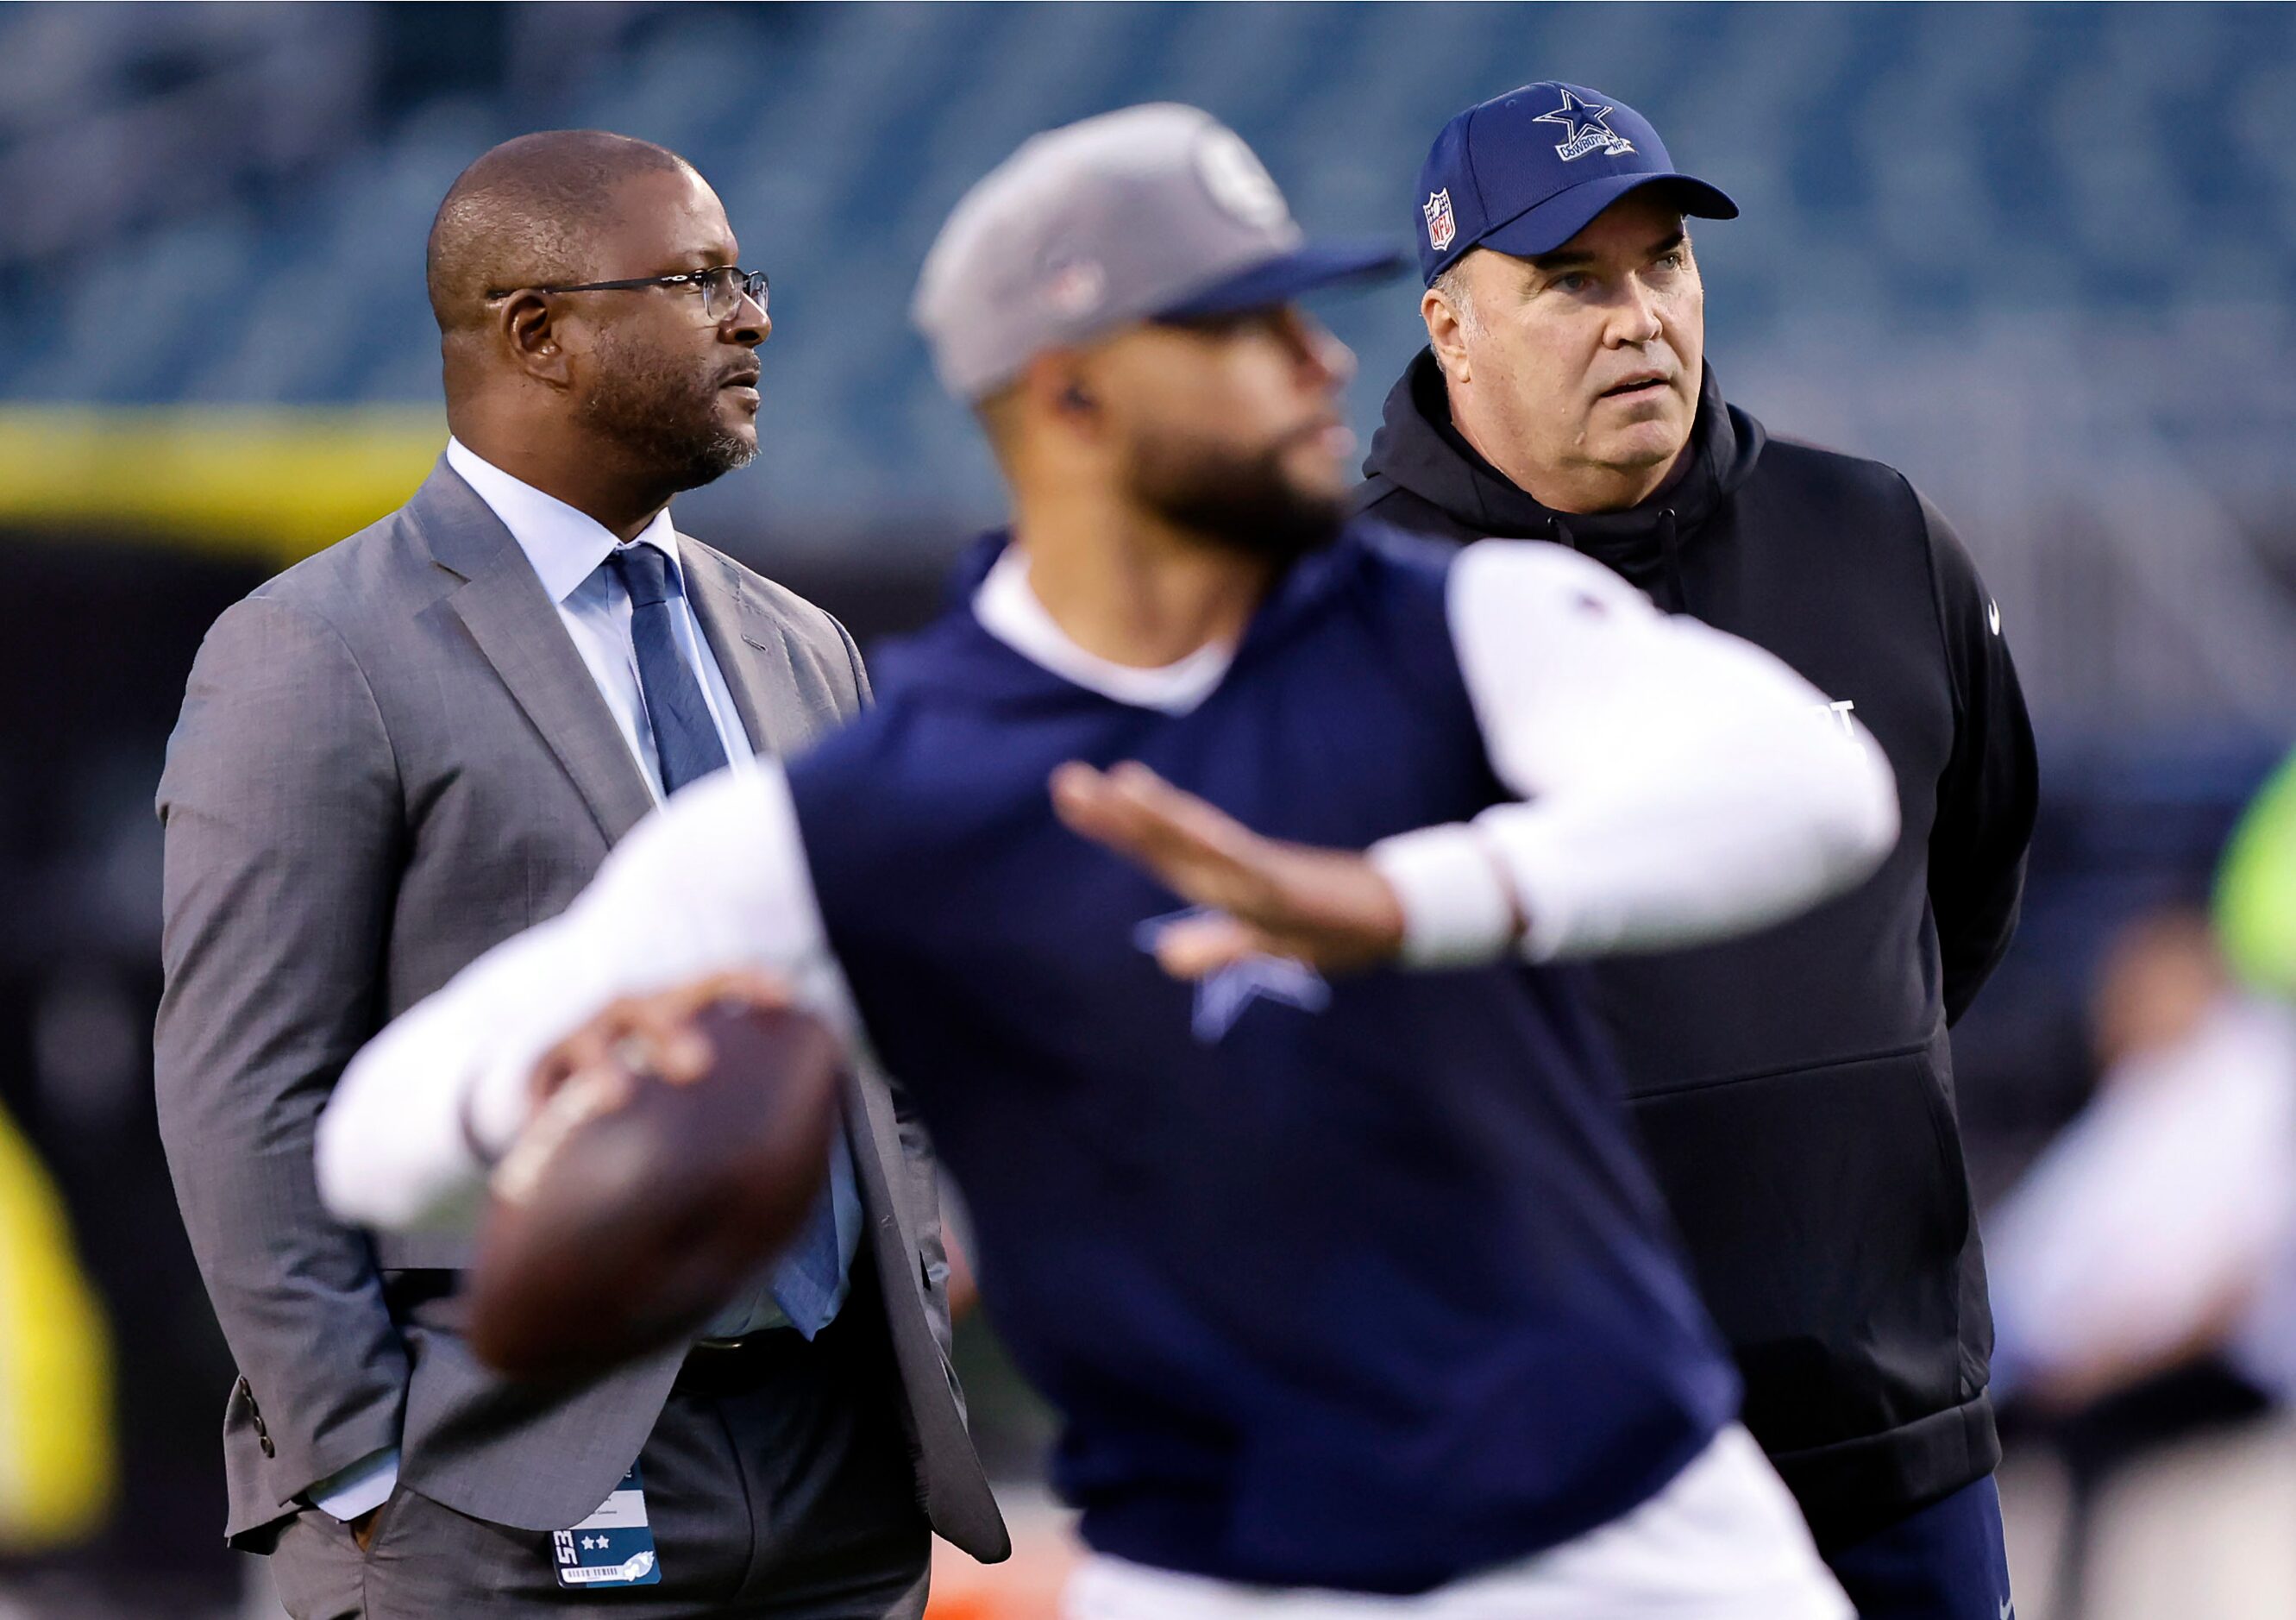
[[466, 1000, 844, 1382]]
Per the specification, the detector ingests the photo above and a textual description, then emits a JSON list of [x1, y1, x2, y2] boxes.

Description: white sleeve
[[315, 760, 850, 1234], [1369, 540, 1900, 965]]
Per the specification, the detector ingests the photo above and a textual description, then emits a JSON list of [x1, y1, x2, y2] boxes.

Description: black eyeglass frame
[[483, 267, 769, 321]]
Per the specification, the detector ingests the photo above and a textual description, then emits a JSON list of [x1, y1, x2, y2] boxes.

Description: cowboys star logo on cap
[[1534, 88, 1636, 162], [1195, 126, 1289, 229], [1422, 188, 1456, 252], [1040, 254, 1107, 317]]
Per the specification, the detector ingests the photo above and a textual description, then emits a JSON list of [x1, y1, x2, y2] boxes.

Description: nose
[[1608, 274, 1664, 348], [1284, 308, 1354, 391], [724, 293, 769, 348]]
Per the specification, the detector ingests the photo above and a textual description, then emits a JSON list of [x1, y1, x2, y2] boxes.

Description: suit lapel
[[681, 541, 802, 759], [408, 462, 656, 846], [839, 1066, 1013, 1559], [840, 1071, 926, 1291]]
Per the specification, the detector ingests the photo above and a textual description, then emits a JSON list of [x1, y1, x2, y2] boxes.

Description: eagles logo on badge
[[553, 1465, 662, 1589], [1423, 189, 1456, 253]]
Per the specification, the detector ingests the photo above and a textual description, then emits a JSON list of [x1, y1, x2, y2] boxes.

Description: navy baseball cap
[[1415, 82, 1737, 285]]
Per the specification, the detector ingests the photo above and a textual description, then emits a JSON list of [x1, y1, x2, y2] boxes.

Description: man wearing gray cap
[[1360, 82, 2037, 1620], [317, 104, 1892, 1616]]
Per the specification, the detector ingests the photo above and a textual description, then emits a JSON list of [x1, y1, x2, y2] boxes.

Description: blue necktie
[[608, 546, 729, 795], [607, 543, 845, 1338]]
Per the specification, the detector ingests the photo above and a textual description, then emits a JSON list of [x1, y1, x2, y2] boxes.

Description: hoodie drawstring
[[1658, 507, 1687, 614], [1549, 509, 1688, 612]]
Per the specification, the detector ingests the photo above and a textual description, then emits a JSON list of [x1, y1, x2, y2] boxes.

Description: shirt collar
[[972, 544, 1233, 715], [446, 436, 682, 605]]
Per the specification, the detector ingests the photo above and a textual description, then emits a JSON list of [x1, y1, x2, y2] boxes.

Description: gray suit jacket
[[154, 462, 1008, 1562]]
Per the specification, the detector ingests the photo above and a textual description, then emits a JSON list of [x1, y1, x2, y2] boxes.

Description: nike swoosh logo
[[1987, 599, 2003, 636]]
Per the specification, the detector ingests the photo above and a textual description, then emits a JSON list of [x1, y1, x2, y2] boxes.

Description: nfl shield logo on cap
[[1423, 189, 1456, 253]]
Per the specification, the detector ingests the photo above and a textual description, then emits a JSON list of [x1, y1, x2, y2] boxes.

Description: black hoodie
[[1360, 349, 2039, 1545]]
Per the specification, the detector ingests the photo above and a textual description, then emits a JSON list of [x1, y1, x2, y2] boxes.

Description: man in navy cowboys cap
[[1359, 82, 2039, 1620]]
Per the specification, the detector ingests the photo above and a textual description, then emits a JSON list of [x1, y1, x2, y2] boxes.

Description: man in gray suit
[[154, 130, 1007, 1618]]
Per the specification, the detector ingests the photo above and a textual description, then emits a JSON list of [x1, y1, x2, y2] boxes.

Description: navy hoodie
[[786, 528, 1737, 1592], [1358, 351, 2039, 1543]]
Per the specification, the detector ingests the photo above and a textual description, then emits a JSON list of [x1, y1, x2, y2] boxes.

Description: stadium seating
[[4, 2, 2295, 528]]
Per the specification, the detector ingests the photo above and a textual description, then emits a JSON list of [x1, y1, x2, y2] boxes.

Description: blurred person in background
[[1358, 83, 2038, 1620], [317, 102, 1901, 1620], [154, 129, 1001, 1618], [1987, 909, 2296, 1412], [1985, 907, 2296, 1620]]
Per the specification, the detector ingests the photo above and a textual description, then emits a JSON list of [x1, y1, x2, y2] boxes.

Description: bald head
[[427, 130, 694, 336]]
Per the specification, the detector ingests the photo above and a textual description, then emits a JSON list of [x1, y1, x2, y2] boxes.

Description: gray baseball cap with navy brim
[[914, 104, 1403, 401]]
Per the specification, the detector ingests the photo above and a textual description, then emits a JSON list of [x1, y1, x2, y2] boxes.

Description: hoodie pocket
[[1626, 1039, 1973, 1453]]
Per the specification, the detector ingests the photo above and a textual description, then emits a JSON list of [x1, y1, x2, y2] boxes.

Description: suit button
[[235, 1377, 275, 1455]]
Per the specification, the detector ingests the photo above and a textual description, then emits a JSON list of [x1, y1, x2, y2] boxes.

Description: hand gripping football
[[466, 1000, 844, 1381]]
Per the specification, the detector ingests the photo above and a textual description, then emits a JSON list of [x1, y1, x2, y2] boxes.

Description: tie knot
[[610, 544, 678, 609]]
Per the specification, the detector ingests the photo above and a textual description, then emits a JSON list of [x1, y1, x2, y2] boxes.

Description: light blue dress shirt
[[307, 442, 862, 1523]]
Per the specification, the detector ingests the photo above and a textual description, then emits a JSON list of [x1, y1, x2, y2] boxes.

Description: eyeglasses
[[485, 266, 769, 323]]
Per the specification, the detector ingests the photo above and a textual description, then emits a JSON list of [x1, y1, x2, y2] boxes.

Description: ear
[[1421, 286, 1471, 386], [1018, 351, 1102, 436], [495, 290, 574, 388]]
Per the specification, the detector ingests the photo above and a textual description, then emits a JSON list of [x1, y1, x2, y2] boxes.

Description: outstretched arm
[[317, 762, 846, 1234], [1057, 541, 1899, 976]]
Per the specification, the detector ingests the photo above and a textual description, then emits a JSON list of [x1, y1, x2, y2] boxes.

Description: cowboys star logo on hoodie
[[1534, 89, 1636, 161], [1135, 907, 1331, 1043]]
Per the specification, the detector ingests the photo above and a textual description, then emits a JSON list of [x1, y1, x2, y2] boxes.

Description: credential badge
[[1534, 89, 1636, 162], [1423, 189, 1457, 253]]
